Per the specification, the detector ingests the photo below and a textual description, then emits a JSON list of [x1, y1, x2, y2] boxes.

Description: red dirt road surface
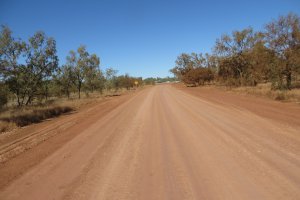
[[0, 84, 300, 200]]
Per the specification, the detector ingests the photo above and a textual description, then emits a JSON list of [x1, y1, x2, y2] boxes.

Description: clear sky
[[1, 0, 300, 78]]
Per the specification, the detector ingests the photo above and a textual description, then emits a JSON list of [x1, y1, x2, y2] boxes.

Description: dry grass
[[0, 95, 94, 133], [0, 105, 74, 133], [0, 88, 135, 133], [0, 121, 16, 133], [230, 83, 300, 103]]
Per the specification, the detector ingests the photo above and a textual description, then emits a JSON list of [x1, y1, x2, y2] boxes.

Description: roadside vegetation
[[143, 77, 178, 85], [170, 13, 300, 102], [0, 26, 148, 133]]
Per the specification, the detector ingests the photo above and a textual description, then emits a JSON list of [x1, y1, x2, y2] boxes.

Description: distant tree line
[[143, 76, 178, 85], [0, 26, 143, 107], [170, 13, 300, 89]]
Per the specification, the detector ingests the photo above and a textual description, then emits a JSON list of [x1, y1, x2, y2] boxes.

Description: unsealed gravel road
[[0, 84, 300, 199]]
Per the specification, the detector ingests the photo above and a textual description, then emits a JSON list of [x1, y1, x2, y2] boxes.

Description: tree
[[84, 54, 103, 93], [0, 82, 8, 109], [204, 53, 218, 69], [105, 67, 118, 91], [66, 46, 103, 98], [264, 13, 300, 89], [214, 27, 264, 86], [0, 26, 25, 106], [170, 52, 214, 85], [56, 65, 74, 98], [183, 68, 214, 86], [23, 31, 58, 104], [170, 53, 207, 80], [170, 53, 193, 80], [143, 77, 156, 85], [66, 46, 88, 99], [0, 26, 26, 79], [247, 40, 275, 84], [0, 27, 58, 106], [116, 74, 131, 90]]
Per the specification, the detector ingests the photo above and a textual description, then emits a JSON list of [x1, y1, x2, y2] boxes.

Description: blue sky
[[1, 0, 300, 78]]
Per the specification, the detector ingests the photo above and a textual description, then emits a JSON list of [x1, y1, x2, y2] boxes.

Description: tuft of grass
[[0, 88, 134, 133], [0, 121, 17, 133], [0, 106, 73, 132], [274, 92, 287, 101], [231, 83, 300, 103]]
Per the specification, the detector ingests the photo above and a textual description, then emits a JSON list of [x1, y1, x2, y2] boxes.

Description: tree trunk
[[286, 71, 292, 90], [284, 56, 292, 90], [76, 79, 82, 99], [20, 92, 26, 106], [44, 84, 48, 101], [17, 96, 21, 107], [25, 95, 32, 105], [78, 85, 81, 99]]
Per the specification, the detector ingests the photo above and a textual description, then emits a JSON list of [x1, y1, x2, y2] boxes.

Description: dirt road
[[0, 84, 300, 199]]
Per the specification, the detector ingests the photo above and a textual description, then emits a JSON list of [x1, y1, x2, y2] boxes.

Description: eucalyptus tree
[[214, 27, 263, 86], [0, 26, 58, 105], [264, 13, 300, 89], [66, 46, 88, 99], [170, 53, 193, 80], [0, 26, 25, 105], [84, 54, 103, 93], [66, 45, 103, 98], [105, 67, 118, 91], [0, 26, 26, 79], [24, 31, 58, 104], [56, 65, 74, 98]]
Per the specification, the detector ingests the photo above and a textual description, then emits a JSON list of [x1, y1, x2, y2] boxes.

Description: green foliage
[[170, 13, 300, 90], [0, 25, 26, 78], [1, 25, 146, 107], [65, 45, 103, 98], [84, 54, 104, 93], [55, 65, 74, 98], [113, 74, 142, 91], [214, 27, 264, 86], [264, 13, 300, 90], [0, 26, 58, 105], [143, 77, 178, 85], [104, 67, 118, 91], [170, 52, 216, 85], [143, 77, 156, 85]]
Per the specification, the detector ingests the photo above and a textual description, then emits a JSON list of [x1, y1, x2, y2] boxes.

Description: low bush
[[231, 83, 300, 102], [274, 92, 287, 101], [0, 106, 73, 131], [0, 121, 16, 133]]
